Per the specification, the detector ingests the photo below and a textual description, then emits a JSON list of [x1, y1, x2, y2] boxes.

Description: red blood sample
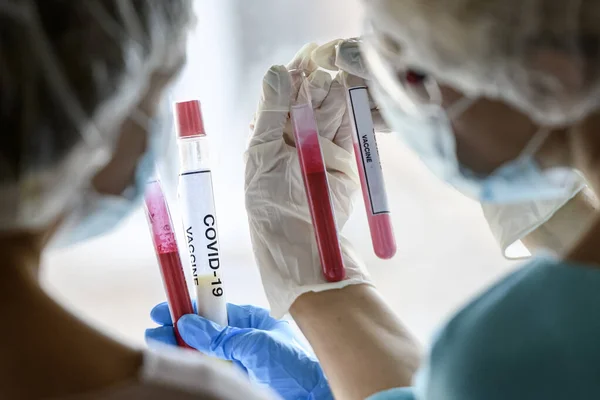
[[144, 180, 194, 349], [304, 171, 346, 282], [291, 107, 346, 282]]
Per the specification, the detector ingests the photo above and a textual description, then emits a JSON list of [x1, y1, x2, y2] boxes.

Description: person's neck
[[0, 234, 142, 399]]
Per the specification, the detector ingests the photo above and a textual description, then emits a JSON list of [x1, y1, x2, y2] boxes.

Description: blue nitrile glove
[[145, 302, 333, 400]]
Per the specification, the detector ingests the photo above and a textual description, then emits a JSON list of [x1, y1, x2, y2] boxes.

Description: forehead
[[364, 0, 600, 126], [365, 0, 501, 91]]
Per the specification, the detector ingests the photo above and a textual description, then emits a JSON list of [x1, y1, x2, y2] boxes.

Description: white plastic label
[[178, 170, 227, 326], [348, 87, 390, 214]]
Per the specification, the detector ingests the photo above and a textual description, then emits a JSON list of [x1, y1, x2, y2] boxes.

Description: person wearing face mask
[[0, 1, 279, 399], [147, 1, 600, 399], [49, 97, 174, 249], [310, 37, 599, 261]]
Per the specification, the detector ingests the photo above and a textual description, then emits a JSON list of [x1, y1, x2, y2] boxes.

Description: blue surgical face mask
[[369, 80, 582, 204], [50, 99, 174, 248]]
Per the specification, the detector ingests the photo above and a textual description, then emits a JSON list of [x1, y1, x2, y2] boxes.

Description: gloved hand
[[313, 38, 586, 259], [145, 302, 333, 400], [245, 43, 372, 319], [311, 38, 390, 134], [481, 186, 585, 259]]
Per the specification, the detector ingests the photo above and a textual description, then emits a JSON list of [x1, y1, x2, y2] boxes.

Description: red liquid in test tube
[[346, 84, 396, 259], [144, 179, 194, 349], [291, 95, 346, 283]]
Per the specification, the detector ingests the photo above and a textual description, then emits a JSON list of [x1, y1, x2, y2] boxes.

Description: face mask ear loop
[[424, 78, 443, 105], [129, 107, 152, 133], [518, 127, 552, 160], [447, 96, 475, 119]]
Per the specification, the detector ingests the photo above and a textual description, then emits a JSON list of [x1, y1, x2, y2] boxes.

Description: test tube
[[343, 73, 397, 259], [174, 100, 228, 327], [144, 178, 194, 348], [290, 71, 346, 282]]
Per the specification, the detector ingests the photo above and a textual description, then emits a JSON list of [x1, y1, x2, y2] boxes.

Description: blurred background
[[43, 0, 519, 347]]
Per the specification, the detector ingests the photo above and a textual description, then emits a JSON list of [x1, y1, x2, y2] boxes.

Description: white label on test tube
[[348, 87, 390, 214], [178, 170, 228, 327]]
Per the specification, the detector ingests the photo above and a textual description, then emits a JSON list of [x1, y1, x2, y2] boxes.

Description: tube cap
[[175, 100, 206, 138]]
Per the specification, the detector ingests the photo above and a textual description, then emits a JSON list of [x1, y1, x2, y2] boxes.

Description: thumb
[[313, 38, 370, 80], [177, 315, 264, 366], [312, 39, 344, 71], [336, 38, 370, 79], [286, 42, 319, 73]]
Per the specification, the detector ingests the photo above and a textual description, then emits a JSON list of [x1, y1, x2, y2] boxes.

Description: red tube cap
[[175, 100, 206, 138]]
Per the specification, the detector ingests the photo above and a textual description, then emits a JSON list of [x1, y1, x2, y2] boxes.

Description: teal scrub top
[[367, 255, 600, 400]]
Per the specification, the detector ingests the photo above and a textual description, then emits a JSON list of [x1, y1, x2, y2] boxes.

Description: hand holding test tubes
[[244, 58, 372, 319], [312, 39, 397, 259], [290, 69, 346, 283], [144, 101, 231, 359]]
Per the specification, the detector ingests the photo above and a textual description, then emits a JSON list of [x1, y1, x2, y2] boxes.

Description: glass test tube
[[144, 178, 194, 348], [174, 100, 228, 327], [290, 71, 346, 283], [343, 74, 396, 259]]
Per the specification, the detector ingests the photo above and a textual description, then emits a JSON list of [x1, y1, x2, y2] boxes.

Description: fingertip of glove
[[266, 64, 287, 77], [177, 315, 214, 347], [144, 327, 159, 340], [337, 38, 361, 54], [263, 65, 292, 99], [150, 302, 172, 325], [312, 39, 343, 71], [287, 42, 319, 71], [337, 40, 370, 79], [145, 326, 177, 346], [177, 314, 207, 332]]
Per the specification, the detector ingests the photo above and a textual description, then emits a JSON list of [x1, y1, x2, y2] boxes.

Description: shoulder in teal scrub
[[413, 254, 600, 400], [366, 254, 600, 400], [367, 388, 416, 400]]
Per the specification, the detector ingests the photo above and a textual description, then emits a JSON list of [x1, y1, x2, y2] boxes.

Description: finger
[[150, 302, 173, 326], [320, 137, 360, 188], [145, 326, 178, 347], [334, 106, 354, 154], [177, 314, 255, 361], [150, 301, 198, 326], [225, 303, 282, 331], [249, 65, 292, 148], [287, 43, 322, 105], [317, 73, 355, 153], [289, 69, 332, 108], [286, 42, 319, 73], [314, 74, 347, 144], [312, 38, 370, 79], [177, 314, 231, 357], [178, 315, 274, 371], [336, 38, 370, 79], [312, 39, 344, 71], [306, 69, 333, 109]]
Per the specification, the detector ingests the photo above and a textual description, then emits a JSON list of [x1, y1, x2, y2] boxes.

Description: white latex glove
[[314, 38, 585, 260], [481, 188, 584, 259], [245, 44, 372, 319], [312, 38, 390, 134]]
